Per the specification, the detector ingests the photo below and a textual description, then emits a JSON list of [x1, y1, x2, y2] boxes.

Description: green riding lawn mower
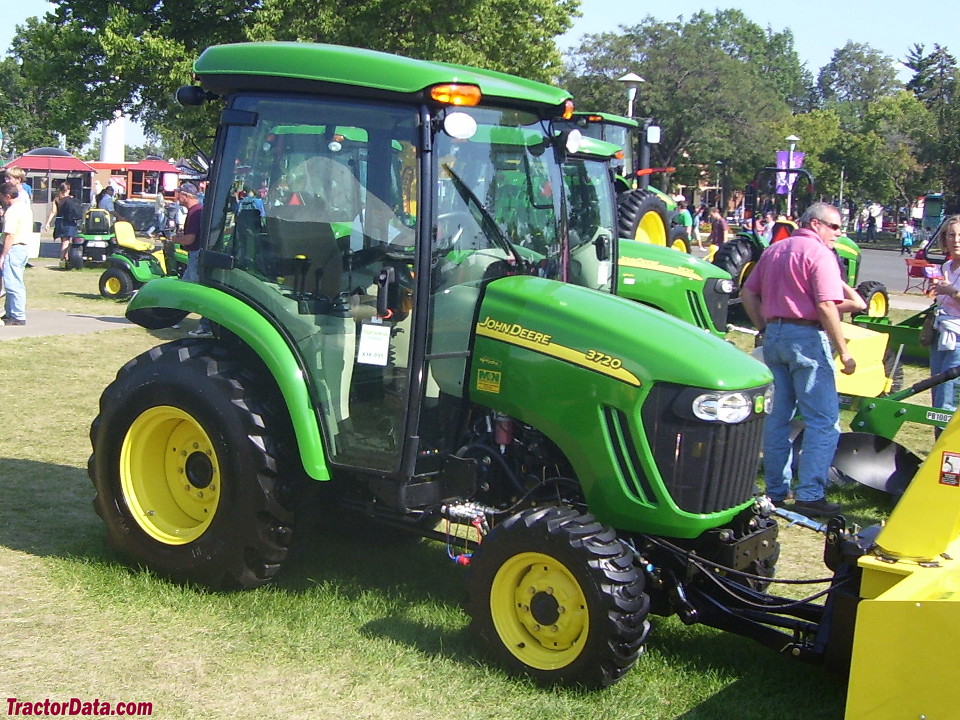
[[87, 42, 958, 718], [715, 166, 890, 319], [98, 221, 188, 299], [64, 207, 116, 270]]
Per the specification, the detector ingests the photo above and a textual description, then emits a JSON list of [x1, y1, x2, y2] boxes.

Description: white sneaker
[[188, 328, 212, 337]]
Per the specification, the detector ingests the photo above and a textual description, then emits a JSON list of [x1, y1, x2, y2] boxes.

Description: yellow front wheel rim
[[104, 276, 123, 296], [120, 406, 221, 545], [868, 293, 887, 317], [490, 552, 589, 670], [739, 260, 756, 288]]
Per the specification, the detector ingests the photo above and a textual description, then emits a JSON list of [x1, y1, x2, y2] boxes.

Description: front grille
[[640, 382, 765, 514], [698, 281, 731, 334]]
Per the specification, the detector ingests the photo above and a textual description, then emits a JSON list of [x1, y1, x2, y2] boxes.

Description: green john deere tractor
[[90, 44, 943, 700], [571, 112, 688, 252], [562, 135, 733, 338]]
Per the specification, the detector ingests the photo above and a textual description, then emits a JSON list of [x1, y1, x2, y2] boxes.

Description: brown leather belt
[[769, 317, 820, 327]]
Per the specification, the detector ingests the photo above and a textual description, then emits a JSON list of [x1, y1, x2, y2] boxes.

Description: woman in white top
[[929, 215, 960, 410]]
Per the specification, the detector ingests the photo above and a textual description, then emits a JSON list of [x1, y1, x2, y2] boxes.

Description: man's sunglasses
[[816, 219, 841, 231]]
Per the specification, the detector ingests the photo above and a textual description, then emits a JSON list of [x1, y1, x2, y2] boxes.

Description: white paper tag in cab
[[357, 323, 391, 366]]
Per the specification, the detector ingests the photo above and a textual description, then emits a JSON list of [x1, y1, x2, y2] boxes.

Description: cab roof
[[573, 111, 640, 129], [195, 42, 571, 114]]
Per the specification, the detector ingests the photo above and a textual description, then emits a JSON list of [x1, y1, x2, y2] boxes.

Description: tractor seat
[[114, 221, 155, 252], [770, 220, 796, 243]]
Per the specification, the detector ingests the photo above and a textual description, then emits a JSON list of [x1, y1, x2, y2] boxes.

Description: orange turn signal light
[[430, 84, 482, 106], [561, 100, 575, 119]]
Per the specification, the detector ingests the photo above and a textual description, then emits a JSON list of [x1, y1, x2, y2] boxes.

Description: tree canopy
[[2, 0, 580, 157], [2, 3, 959, 213]]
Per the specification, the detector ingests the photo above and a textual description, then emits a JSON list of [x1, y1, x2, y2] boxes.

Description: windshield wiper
[[442, 163, 523, 268]]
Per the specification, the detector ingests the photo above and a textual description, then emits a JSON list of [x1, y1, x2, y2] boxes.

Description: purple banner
[[775, 150, 805, 194]]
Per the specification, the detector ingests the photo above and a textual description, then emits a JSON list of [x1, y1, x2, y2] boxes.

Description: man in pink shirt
[[741, 202, 864, 517]]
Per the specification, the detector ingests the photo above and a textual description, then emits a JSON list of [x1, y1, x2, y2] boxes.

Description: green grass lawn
[[0, 262, 935, 719]]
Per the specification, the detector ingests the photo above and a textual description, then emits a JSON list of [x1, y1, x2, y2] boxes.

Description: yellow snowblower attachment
[[845, 415, 960, 719]]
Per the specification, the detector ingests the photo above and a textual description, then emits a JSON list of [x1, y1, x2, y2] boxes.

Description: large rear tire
[[617, 189, 670, 246], [88, 340, 301, 590], [713, 235, 761, 293], [466, 506, 651, 688], [67, 245, 84, 270]]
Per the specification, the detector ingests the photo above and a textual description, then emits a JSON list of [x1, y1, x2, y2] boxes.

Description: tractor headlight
[[691, 391, 752, 423], [715, 277, 735, 295]]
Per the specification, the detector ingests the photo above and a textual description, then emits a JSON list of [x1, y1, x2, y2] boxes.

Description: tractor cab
[[152, 44, 604, 480]]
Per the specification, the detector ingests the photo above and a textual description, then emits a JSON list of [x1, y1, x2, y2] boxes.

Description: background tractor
[[715, 166, 889, 318], [86, 43, 957, 716], [570, 112, 688, 252]]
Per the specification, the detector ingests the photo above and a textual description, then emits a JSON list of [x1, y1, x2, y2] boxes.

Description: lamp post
[[715, 161, 723, 210], [785, 134, 799, 218], [617, 72, 645, 119]]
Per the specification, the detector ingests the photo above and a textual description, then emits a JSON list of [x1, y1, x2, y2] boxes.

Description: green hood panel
[[469, 276, 771, 535], [617, 240, 731, 337], [619, 240, 729, 281], [472, 276, 766, 394], [127, 279, 330, 482], [196, 43, 570, 111]]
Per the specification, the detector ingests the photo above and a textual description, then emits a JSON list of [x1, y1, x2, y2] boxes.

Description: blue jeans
[[761, 323, 839, 503], [3, 243, 29, 322], [930, 338, 960, 411]]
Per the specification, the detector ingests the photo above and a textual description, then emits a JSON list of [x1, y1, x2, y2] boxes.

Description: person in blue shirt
[[900, 219, 915, 255], [96, 185, 119, 224]]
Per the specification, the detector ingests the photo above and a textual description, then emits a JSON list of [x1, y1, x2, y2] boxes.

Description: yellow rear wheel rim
[[120, 405, 221, 545], [104, 276, 122, 296], [489, 552, 589, 670], [637, 212, 666, 246]]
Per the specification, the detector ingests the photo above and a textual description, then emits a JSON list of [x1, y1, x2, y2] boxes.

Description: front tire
[[466, 506, 651, 688], [89, 340, 301, 590], [853, 280, 889, 318], [668, 225, 690, 253], [713, 235, 761, 293]]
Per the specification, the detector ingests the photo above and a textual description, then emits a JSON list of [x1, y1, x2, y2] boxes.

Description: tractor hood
[[473, 275, 767, 391], [618, 239, 731, 282]]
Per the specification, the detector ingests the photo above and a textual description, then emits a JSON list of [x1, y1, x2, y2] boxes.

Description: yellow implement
[[834, 320, 891, 397], [845, 415, 960, 719]]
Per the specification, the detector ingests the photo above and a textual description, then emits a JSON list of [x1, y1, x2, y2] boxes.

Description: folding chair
[[904, 257, 936, 293]]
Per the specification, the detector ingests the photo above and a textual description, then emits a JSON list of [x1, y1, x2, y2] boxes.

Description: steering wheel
[[436, 211, 476, 248]]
